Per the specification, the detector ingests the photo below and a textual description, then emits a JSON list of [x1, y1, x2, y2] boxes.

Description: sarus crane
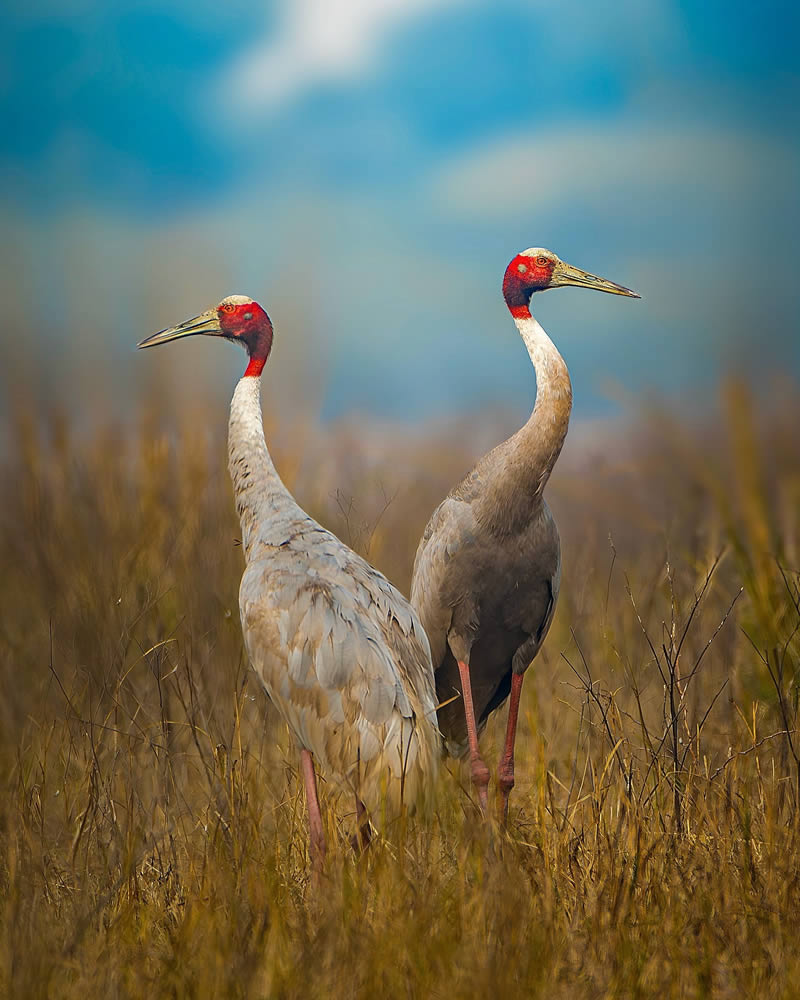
[[411, 249, 639, 822], [139, 295, 439, 868]]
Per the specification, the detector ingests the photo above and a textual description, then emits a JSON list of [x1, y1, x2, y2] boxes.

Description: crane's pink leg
[[300, 749, 326, 872], [457, 660, 490, 813], [497, 672, 524, 825]]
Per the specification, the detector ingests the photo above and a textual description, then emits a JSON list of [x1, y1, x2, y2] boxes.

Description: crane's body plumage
[[412, 492, 560, 757], [230, 376, 439, 818]]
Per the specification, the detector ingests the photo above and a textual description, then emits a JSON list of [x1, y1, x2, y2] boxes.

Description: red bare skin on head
[[218, 301, 274, 377], [502, 254, 556, 317]]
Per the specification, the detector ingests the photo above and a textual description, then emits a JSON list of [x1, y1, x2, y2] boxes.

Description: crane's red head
[[503, 247, 640, 318], [138, 294, 274, 377], [216, 295, 274, 375]]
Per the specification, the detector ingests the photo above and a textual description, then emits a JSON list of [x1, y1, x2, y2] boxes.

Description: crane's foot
[[309, 831, 326, 877], [309, 811, 327, 869], [497, 760, 515, 827], [496, 671, 524, 828], [350, 796, 372, 854]]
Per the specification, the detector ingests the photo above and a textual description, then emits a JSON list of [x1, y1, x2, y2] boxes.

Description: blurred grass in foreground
[[1, 376, 799, 998]]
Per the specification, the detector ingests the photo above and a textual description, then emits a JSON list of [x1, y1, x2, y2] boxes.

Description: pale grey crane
[[411, 249, 639, 822], [139, 295, 439, 868]]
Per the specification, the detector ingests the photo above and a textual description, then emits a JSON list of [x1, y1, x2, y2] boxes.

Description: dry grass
[[1, 376, 799, 998]]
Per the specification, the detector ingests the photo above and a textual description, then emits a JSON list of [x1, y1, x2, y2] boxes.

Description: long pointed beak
[[553, 261, 640, 298], [137, 309, 222, 349]]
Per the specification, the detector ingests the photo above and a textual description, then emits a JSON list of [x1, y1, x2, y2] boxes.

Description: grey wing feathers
[[410, 497, 478, 669], [240, 520, 439, 816]]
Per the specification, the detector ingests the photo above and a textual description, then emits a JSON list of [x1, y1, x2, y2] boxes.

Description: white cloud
[[224, 0, 464, 112], [433, 124, 800, 218]]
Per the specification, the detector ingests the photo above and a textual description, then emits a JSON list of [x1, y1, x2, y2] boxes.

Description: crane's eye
[[536, 255, 550, 267], [221, 303, 236, 313]]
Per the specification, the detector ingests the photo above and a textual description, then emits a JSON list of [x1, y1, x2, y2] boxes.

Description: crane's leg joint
[[498, 758, 515, 794], [457, 658, 491, 813]]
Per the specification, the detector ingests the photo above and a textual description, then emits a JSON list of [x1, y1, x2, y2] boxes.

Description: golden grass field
[[1, 375, 799, 998]]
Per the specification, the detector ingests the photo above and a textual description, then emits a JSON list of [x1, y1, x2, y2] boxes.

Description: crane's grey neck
[[228, 376, 300, 560], [475, 310, 572, 535]]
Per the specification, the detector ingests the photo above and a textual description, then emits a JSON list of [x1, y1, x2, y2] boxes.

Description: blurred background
[[1, 0, 798, 434], [2, 10, 800, 989]]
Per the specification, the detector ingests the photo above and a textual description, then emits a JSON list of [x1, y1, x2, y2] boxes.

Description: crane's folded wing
[[238, 551, 439, 798]]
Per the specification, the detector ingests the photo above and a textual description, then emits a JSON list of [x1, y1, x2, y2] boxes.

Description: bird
[[410, 248, 639, 823], [138, 294, 440, 868]]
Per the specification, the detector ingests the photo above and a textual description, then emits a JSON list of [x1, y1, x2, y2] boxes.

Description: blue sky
[[1, 0, 798, 422]]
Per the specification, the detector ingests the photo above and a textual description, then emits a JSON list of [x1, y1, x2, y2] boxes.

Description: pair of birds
[[139, 247, 639, 866]]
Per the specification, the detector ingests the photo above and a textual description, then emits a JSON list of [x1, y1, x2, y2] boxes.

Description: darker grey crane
[[411, 248, 639, 822]]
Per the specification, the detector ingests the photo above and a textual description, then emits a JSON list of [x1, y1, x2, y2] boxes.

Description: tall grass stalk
[[1, 378, 799, 998]]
